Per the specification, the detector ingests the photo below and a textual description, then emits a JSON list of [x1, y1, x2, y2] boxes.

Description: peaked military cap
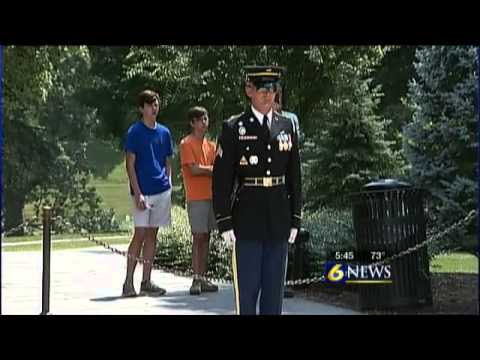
[[244, 65, 284, 91]]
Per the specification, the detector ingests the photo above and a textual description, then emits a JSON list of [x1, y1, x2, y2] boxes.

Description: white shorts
[[131, 189, 172, 228]]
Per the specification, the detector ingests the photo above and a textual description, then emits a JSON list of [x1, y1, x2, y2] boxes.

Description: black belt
[[243, 176, 286, 187]]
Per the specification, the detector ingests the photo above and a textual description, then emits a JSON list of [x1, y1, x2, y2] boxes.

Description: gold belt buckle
[[263, 177, 273, 187]]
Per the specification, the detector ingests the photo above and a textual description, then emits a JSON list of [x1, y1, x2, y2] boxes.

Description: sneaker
[[140, 280, 166, 296], [189, 279, 202, 295], [201, 279, 219, 292], [122, 282, 137, 298]]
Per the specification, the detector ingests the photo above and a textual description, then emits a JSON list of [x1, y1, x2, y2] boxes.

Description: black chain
[[86, 209, 475, 287], [370, 209, 476, 267], [86, 235, 234, 285], [6, 210, 475, 288]]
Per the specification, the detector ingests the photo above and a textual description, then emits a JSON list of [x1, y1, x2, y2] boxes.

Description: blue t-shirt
[[124, 120, 174, 195]]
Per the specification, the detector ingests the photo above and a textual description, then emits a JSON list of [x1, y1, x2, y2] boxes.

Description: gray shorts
[[131, 189, 172, 228], [187, 200, 217, 234]]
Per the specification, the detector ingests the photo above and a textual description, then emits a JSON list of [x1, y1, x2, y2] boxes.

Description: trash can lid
[[363, 179, 411, 191]]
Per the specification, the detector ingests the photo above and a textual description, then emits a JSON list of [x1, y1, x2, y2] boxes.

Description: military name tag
[[239, 135, 258, 141]]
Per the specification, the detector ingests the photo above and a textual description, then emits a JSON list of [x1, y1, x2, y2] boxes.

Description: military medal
[[239, 156, 248, 166], [249, 155, 258, 165], [216, 144, 223, 158], [288, 135, 292, 151], [239, 127, 246, 136], [280, 132, 287, 151]]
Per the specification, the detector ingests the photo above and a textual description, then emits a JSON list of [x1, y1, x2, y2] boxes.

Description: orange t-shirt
[[179, 134, 216, 201]]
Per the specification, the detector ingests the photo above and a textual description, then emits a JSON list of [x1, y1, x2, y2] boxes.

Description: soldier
[[273, 84, 302, 299], [212, 66, 302, 315]]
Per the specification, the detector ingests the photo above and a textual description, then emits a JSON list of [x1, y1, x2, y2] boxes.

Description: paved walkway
[[1, 245, 360, 315]]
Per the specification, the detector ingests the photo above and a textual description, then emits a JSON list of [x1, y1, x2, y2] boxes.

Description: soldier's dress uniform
[[212, 66, 302, 315]]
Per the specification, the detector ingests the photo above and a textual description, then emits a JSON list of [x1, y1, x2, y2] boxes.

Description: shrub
[[302, 207, 355, 275]]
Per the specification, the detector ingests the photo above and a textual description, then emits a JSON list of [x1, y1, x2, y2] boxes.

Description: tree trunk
[[4, 189, 25, 236]]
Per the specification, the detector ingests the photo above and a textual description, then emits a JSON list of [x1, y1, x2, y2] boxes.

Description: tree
[[4, 46, 58, 232], [85, 46, 400, 210], [303, 61, 401, 209], [373, 46, 417, 151], [3, 46, 110, 234], [404, 46, 477, 254]]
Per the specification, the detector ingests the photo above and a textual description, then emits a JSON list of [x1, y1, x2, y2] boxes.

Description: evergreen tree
[[304, 62, 401, 209], [404, 46, 477, 254]]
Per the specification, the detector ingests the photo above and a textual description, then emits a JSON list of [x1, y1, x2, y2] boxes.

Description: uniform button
[[267, 158, 271, 163], [246, 146, 250, 151], [267, 145, 271, 150], [266, 170, 271, 176]]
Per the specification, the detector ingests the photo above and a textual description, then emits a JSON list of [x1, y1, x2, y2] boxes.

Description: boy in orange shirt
[[180, 106, 219, 295]]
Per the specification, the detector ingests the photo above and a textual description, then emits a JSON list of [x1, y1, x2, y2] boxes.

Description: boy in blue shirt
[[122, 90, 174, 297]]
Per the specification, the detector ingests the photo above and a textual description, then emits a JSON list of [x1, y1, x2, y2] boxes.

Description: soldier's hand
[[221, 230, 236, 247], [288, 228, 298, 244]]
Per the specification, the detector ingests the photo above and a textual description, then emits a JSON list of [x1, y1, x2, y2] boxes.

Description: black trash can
[[286, 228, 311, 284], [351, 179, 433, 310]]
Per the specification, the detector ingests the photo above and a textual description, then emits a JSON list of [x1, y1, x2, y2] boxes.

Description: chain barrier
[[4, 210, 476, 287], [86, 234, 234, 285], [85, 209, 475, 287], [370, 209, 476, 268]]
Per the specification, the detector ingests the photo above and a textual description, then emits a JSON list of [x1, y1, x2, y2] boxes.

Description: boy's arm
[[126, 152, 146, 210], [188, 164, 213, 176], [166, 157, 173, 185], [180, 139, 213, 176]]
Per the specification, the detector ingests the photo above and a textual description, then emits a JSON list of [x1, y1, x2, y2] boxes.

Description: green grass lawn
[[15, 139, 184, 253], [88, 140, 184, 220], [430, 252, 478, 274], [92, 180, 131, 221], [23, 139, 185, 224], [88, 140, 131, 220], [3, 231, 130, 243], [16, 138, 478, 274], [3, 236, 131, 252]]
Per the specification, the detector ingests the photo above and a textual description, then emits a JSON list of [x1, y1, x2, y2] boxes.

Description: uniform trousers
[[232, 237, 288, 315]]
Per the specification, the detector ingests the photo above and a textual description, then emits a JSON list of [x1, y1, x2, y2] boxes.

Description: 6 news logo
[[324, 262, 393, 284]]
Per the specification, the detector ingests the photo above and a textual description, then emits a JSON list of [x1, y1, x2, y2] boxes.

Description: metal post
[[0, 44, 4, 316], [476, 47, 479, 268], [41, 207, 52, 315]]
